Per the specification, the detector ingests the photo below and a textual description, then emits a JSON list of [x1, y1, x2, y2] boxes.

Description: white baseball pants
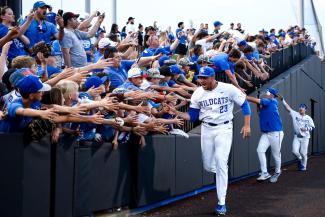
[[257, 131, 284, 174], [292, 135, 309, 167], [201, 123, 233, 205]]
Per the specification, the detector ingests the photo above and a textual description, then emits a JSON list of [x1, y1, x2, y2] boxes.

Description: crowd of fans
[[0, 1, 316, 145]]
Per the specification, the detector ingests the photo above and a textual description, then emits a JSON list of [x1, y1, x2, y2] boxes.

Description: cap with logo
[[198, 66, 215, 77]]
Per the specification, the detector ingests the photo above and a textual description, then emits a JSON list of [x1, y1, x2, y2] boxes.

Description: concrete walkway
[[139, 154, 325, 217]]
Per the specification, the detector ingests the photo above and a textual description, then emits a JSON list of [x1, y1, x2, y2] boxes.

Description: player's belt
[[204, 120, 231, 127]]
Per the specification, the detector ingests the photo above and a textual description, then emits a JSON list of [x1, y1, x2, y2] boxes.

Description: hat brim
[[150, 75, 165, 79], [198, 74, 215, 78], [39, 83, 52, 92]]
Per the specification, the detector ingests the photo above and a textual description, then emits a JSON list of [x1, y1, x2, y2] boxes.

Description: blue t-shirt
[[176, 28, 186, 44], [0, 24, 25, 60], [103, 60, 135, 89], [259, 98, 283, 132], [211, 53, 235, 74], [141, 46, 171, 57], [24, 19, 58, 48], [0, 98, 41, 132], [168, 79, 176, 87], [51, 40, 62, 56], [46, 12, 57, 25]]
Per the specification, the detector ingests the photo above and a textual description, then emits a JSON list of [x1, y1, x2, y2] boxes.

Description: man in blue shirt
[[211, 49, 244, 92], [247, 87, 284, 183], [102, 47, 162, 90], [175, 22, 187, 57], [24, 1, 64, 49]]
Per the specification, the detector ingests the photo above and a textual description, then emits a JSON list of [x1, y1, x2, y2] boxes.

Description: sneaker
[[270, 172, 281, 183], [257, 172, 271, 181], [215, 204, 227, 215], [297, 161, 305, 171]]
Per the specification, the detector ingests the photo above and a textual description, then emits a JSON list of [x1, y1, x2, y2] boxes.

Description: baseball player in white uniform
[[169, 66, 251, 215], [278, 94, 315, 171]]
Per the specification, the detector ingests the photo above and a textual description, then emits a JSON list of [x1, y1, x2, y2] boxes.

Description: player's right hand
[[241, 125, 251, 138]]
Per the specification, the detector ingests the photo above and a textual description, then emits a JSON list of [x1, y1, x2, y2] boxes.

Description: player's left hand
[[241, 125, 251, 138]]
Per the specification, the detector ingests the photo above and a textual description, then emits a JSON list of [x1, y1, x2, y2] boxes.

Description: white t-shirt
[[125, 24, 136, 34], [190, 82, 246, 124], [289, 110, 315, 138], [195, 38, 213, 54]]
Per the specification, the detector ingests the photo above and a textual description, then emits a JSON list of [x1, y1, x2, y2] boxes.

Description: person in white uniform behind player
[[169, 66, 251, 215], [278, 94, 315, 171]]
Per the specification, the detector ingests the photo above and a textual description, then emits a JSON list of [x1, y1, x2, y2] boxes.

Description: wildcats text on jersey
[[198, 97, 229, 107]]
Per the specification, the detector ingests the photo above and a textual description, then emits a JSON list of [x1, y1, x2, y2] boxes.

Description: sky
[[22, 0, 325, 51]]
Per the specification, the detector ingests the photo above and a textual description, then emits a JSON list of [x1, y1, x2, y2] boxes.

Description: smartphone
[[57, 9, 63, 16]]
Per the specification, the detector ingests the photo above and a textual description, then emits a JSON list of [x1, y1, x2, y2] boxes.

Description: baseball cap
[[128, 68, 146, 78], [299, 103, 307, 109], [237, 40, 247, 47], [198, 66, 215, 77], [63, 12, 80, 24], [128, 17, 135, 21], [169, 65, 184, 75], [98, 38, 118, 48], [197, 54, 213, 65], [147, 68, 165, 79], [84, 75, 108, 90], [178, 58, 194, 66], [9, 68, 34, 87], [158, 56, 170, 66], [266, 87, 279, 97], [33, 1, 50, 9], [17, 75, 51, 95], [213, 21, 223, 27]]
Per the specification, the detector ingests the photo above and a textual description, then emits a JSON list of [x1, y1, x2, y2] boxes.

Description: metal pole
[[112, 0, 117, 24], [298, 0, 304, 27], [85, 0, 90, 15]]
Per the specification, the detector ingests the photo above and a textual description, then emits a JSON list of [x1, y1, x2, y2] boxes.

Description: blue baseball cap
[[84, 76, 107, 90], [237, 40, 247, 47], [9, 68, 34, 87], [213, 21, 223, 27], [159, 55, 170, 66], [299, 103, 307, 109], [278, 32, 286, 37], [169, 65, 184, 75], [17, 75, 51, 94], [198, 66, 215, 77], [33, 1, 50, 9], [266, 87, 279, 97]]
